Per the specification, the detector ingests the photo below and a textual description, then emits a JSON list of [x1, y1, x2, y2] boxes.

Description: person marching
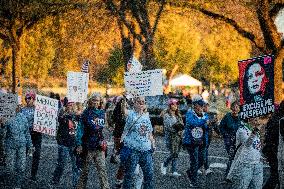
[[110, 96, 127, 188], [120, 96, 155, 189], [21, 91, 42, 181], [160, 98, 184, 177], [2, 105, 33, 188], [219, 101, 241, 181], [183, 96, 209, 187], [227, 118, 263, 189], [76, 93, 110, 189], [198, 101, 219, 175], [51, 101, 79, 188]]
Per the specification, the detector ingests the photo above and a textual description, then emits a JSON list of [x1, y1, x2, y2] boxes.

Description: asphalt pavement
[[0, 134, 270, 189]]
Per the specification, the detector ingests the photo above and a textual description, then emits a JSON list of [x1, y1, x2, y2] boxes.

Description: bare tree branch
[[169, 1, 265, 52], [269, 3, 284, 17], [151, 0, 166, 37], [257, 0, 282, 52], [0, 32, 9, 41]]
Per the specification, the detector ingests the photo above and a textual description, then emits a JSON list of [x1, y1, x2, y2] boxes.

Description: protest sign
[[33, 95, 58, 136], [0, 92, 18, 122], [124, 69, 163, 97], [238, 55, 274, 119], [67, 71, 89, 103], [127, 56, 143, 73]]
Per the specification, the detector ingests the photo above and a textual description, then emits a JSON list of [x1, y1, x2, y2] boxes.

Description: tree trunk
[[122, 36, 134, 71], [274, 48, 284, 104], [141, 40, 156, 70], [11, 42, 21, 94]]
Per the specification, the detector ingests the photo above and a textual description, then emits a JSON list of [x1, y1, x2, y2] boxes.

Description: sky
[[275, 8, 284, 39]]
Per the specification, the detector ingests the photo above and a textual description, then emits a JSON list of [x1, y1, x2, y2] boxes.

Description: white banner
[[127, 56, 143, 73], [33, 95, 58, 136], [124, 69, 163, 97], [0, 92, 18, 123], [67, 71, 89, 103]]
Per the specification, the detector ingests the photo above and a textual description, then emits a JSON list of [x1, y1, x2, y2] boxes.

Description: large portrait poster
[[67, 71, 89, 103], [238, 55, 274, 119], [0, 92, 18, 122], [124, 69, 163, 97], [33, 95, 58, 136]]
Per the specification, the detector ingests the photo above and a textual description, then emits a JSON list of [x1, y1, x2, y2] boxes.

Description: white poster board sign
[[33, 95, 58, 136], [67, 71, 89, 103], [127, 56, 143, 73], [124, 69, 163, 97], [0, 92, 18, 122]]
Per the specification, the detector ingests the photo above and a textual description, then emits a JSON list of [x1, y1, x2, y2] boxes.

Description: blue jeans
[[186, 145, 203, 184], [5, 146, 26, 188], [164, 155, 177, 173], [224, 137, 236, 177], [198, 146, 209, 170], [123, 147, 154, 189], [53, 145, 79, 187]]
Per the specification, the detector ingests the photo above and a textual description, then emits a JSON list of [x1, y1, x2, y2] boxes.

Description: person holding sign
[[51, 102, 79, 188], [21, 91, 42, 181], [119, 96, 155, 189], [76, 93, 110, 189], [183, 97, 209, 188], [3, 105, 33, 188]]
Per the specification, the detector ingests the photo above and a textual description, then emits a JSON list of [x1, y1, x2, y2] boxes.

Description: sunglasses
[[25, 97, 32, 100], [136, 100, 145, 105]]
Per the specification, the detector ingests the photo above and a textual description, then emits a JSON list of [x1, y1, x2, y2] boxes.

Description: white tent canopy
[[169, 74, 202, 87]]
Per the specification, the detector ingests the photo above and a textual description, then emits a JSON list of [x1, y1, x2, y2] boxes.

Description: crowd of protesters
[[0, 88, 283, 189]]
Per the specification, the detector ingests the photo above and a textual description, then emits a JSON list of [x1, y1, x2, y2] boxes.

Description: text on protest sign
[[67, 71, 89, 103], [0, 92, 18, 122], [33, 95, 58, 136], [124, 69, 163, 97], [238, 55, 274, 119]]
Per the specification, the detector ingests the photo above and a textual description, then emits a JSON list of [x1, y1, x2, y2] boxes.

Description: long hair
[[242, 62, 269, 104]]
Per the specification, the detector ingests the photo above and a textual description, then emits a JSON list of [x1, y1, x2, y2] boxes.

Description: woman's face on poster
[[247, 63, 265, 94]]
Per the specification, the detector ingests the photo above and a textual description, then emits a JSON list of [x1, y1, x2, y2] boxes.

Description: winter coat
[[183, 109, 208, 146], [4, 112, 32, 149]]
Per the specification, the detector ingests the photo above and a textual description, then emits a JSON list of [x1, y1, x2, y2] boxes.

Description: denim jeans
[[224, 137, 236, 177], [5, 146, 27, 188], [164, 155, 178, 173], [52, 145, 79, 187], [123, 148, 154, 189], [186, 145, 203, 184], [31, 132, 42, 179], [198, 146, 209, 170]]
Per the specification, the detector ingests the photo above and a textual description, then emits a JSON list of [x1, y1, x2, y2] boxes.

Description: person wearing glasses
[[21, 91, 43, 181], [120, 96, 155, 189]]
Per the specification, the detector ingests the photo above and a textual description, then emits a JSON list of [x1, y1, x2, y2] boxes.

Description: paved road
[[0, 135, 270, 189]]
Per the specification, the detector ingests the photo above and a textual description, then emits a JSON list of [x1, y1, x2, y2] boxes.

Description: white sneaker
[[172, 172, 181, 177], [160, 163, 167, 175], [205, 168, 213, 175], [197, 169, 202, 175]]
